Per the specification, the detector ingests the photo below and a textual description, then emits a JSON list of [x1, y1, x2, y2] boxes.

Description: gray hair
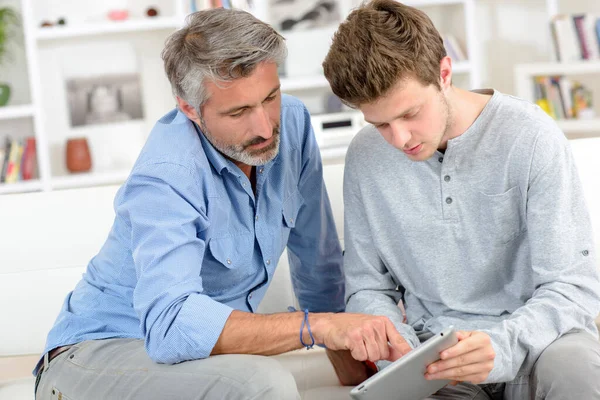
[[161, 8, 287, 112]]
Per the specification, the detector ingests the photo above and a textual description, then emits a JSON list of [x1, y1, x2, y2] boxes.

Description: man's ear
[[176, 96, 200, 123], [439, 56, 453, 90]]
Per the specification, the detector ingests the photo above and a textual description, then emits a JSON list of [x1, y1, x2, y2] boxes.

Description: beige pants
[[36, 338, 301, 400]]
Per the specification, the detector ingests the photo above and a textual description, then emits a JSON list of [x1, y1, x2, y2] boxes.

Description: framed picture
[[60, 42, 144, 128], [66, 74, 144, 127]]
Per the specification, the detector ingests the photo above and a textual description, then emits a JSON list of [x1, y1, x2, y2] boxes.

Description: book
[[0, 147, 5, 182], [551, 14, 582, 62], [442, 33, 466, 63], [21, 137, 37, 181], [596, 18, 600, 55], [1, 138, 12, 183], [557, 77, 574, 119], [572, 15, 589, 59], [4, 138, 21, 184], [583, 14, 600, 60]]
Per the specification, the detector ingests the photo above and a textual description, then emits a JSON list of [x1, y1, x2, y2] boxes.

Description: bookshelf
[[514, 0, 600, 137], [0, 0, 190, 194], [0, 0, 483, 194], [277, 0, 480, 102]]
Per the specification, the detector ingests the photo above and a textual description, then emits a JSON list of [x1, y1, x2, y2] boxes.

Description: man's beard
[[201, 121, 281, 166]]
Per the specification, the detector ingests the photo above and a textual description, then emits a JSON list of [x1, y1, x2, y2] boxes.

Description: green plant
[[0, 6, 20, 66]]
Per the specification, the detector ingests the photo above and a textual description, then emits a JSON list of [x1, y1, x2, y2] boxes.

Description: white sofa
[[2, 137, 600, 400], [0, 162, 351, 400]]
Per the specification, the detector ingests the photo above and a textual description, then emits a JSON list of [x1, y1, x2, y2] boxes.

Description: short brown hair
[[323, 0, 446, 107]]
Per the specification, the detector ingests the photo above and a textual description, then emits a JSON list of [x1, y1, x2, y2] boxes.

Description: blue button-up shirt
[[40, 95, 344, 368]]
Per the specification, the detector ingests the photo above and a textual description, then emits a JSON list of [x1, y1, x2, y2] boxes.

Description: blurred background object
[[0, 0, 600, 195]]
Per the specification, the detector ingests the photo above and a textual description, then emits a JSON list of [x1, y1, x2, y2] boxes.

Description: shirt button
[[266, 259, 271, 265], [444, 175, 451, 182], [226, 258, 232, 264], [249, 293, 253, 299], [259, 167, 264, 174], [255, 215, 259, 221], [438, 157, 443, 163], [582, 250, 589, 256], [446, 197, 453, 204], [290, 218, 294, 223], [242, 182, 247, 186]]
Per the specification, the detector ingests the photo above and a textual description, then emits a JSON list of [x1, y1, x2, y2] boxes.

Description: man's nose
[[252, 106, 273, 139]]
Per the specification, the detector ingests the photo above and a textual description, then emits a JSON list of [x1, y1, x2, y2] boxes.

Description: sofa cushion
[[0, 377, 35, 400]]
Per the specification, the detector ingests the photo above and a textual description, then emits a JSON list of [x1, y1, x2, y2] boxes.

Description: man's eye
[[377, 123, 389, 129], [405, 111, 419, 119], [264, 95, 277, 103], [230, 110, 244, 118]]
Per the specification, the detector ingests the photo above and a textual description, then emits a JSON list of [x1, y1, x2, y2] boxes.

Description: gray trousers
[[36, 338, 301, 400], [427, 330, 600, 400], [36, 331, 600, 400]]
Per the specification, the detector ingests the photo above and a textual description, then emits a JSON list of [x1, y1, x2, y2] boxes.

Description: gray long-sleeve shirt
[[343, 89, 600, 383]]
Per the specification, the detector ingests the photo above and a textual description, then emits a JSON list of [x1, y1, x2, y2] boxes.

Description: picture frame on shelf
[[66, 74, 144, 128], [60, 41, 144, 128]]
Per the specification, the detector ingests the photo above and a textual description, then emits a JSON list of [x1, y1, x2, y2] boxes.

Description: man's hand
[[325, 349, 372, 386], [425, 331, 495, 384], [312, 313, 412, 362]]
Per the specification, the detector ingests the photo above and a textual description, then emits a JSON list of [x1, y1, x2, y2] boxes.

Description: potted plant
[[0, 6, 20, 107]]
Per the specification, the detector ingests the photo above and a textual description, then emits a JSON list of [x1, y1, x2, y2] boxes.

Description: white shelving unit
[[0, 0, 190, 195], [0, 0, 482, 194], [0, 105, 35, 120], [514, 0, 600, 137], [35, 17, 183, 41], [50, 169, 133, 190], [278, 0, 480, 99]]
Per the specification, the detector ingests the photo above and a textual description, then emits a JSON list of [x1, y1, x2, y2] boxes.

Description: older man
[[33, 7, 408, 400]]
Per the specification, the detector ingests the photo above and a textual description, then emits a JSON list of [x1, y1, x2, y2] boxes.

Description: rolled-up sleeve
[[117, 161, 233, 364]]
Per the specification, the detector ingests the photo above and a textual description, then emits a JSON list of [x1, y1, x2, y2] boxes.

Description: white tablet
[[350, 327, 458, 400]]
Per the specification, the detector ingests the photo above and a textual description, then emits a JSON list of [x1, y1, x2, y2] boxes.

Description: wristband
[[287, 306, 317, 350]]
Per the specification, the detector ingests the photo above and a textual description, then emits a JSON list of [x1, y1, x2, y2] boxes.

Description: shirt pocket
[[478, 186, 524, 244], [281, 189, 305, 248], [202, 233, 256, 294]]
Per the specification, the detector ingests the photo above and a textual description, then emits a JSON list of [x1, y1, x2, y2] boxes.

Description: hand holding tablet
[[350, 327, 459, 400]]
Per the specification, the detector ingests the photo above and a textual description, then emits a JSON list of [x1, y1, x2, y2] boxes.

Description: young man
[[34, 8, 409, 400], [323, 0, 600, 398]]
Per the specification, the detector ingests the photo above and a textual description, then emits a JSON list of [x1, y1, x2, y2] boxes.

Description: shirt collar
[[192, 121, 232, 175]]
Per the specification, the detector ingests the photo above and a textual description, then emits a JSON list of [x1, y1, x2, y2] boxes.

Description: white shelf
[[320, 146, 348, 161], [453, 61, 472, 74], [557, 119, 600, 134], [0, 105, 35, 121], [51, 170, 130, 190], [36, 17, 182, 40], [404, 0, 467, 6], [280, 61, 472, 92], [0, 180, 43, 195], [280, 75, 330, 92], [515, 61, 600, 77]]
